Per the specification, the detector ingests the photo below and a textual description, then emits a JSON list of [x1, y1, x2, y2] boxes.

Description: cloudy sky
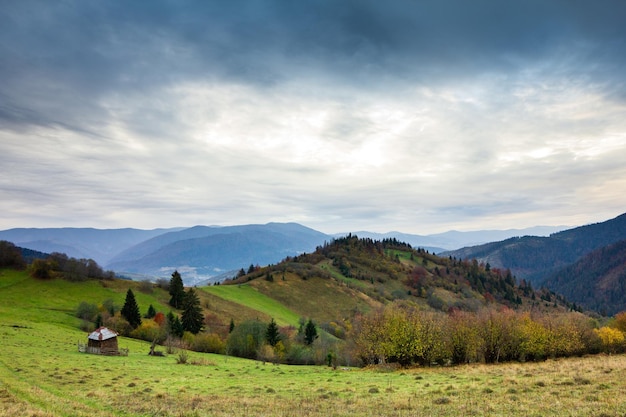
[[1, 1, 626, 234]]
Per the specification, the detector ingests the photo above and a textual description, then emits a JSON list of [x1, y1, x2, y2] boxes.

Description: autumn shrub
[[448, 310, 482, 364], [257, 344, 276, 362], [192, 332, 226, 354], [130, 320, 164, 343], [517, 313, 550, 361], [104, 314, 132, 337], [594, 327, 626, 353]]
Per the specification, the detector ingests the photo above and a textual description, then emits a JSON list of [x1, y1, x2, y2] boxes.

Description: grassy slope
[[202, 283, 301, 326], [3, 269, 626, 416]]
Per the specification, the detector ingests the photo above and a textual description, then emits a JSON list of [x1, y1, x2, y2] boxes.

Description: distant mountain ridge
[[106, 223, 330, 284], [0, 222, 578, 286], [444, 213, 626, 285], [0, 227, 183, 265], [342, 226, 568, 253]]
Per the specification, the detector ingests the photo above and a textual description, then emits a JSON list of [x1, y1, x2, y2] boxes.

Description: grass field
[[203, 284, 302, 327], [2, 269, 626, 416]]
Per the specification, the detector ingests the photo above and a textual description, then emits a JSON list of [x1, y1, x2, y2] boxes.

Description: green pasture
[[203, 283, 301, 326], [3, 269, 626, 416]]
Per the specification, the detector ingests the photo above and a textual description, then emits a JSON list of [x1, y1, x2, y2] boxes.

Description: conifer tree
[[169, 270, 185, 309], [145, 304, 156, 318], [265, 318, 281, 346], [181, 288, 204, 334], [304, 319, 318, 345], [121, 288, 141, 329], [167, 311, 184, 338]]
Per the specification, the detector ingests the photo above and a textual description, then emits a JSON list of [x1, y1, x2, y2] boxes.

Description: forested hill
[[443, 212, 626, 285], [227, 234, 575, 314], [543, 239, 626, 316]]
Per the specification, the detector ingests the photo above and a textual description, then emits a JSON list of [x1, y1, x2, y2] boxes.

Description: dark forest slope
[[543, 239, 626, 315], [444, 212, 626, 284]]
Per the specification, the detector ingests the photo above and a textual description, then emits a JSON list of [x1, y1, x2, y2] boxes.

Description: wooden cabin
[[79, 327, 127, 356]]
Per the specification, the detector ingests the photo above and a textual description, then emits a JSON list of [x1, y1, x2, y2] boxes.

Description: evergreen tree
[[304, 319, 318, 345], [169, 270, 185, 309], [145, 304, 156, 318], [121, 288, 142, 329], [167, 311, 184, 338], [181, 288, 204, 334], [265, 318, 281, 346], [229, 318, 235, 333]]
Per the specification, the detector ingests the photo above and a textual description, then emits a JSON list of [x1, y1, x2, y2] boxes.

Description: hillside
[[543, 239, 626, 316], [444, 212, 626, 285], [225, 234, 574, 316], [3, 266, 626, 417]]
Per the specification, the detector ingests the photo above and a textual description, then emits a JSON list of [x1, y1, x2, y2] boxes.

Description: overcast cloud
[[1, 0, 626, 234]]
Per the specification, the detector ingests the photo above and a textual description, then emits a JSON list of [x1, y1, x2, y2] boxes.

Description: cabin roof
[[88, 327, 119, 341]]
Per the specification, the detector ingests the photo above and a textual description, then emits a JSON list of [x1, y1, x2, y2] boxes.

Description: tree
[[167, 311, 184, 338], [229, 318, 235, 333], [30, 258, 53, 279], [304, 319, 318, 345], [226, 320, 266, 359], [0, 241, 25, 269], [181, 288, 204, 334], [121, 288, 142, 329], [168, 270, 185, 309], [145, 304, 156, 319], [265, 318, 281, 347]]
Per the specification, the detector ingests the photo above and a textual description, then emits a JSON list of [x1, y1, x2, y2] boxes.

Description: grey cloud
[[2, 0, 626, 233]]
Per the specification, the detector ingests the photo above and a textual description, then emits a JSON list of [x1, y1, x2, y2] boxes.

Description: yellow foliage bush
[[594, 327, 625, 353]]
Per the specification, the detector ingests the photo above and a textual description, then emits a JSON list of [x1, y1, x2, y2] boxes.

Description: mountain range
[[0, 223, 565, 285], [444, 212, 626, 315], [2, 213, 626, 313]]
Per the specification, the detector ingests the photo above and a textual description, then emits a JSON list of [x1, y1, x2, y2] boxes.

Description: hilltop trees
[[0, 241, 26, 269], [26, 252, 113, 281]]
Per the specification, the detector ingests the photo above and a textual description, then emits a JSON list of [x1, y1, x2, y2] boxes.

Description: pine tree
[[169, 270, 185, 309], [121, 288, 142, 329], [145, 304, 156, 318], [304, 319, 318, 345], [229, 318, 235, 333], [265, 318, 281, 346], [167, 311, 184, 338], [181, 288, 204, 334]]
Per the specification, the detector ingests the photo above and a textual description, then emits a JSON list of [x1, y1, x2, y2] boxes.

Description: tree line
[[351, 301, 626, 366]]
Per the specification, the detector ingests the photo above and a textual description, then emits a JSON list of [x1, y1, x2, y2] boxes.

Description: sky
[[1, 0, 626, 235]]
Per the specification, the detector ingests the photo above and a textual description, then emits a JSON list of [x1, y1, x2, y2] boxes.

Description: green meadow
[[2, 269, 626, 416], [203, 284, 301, 327]]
